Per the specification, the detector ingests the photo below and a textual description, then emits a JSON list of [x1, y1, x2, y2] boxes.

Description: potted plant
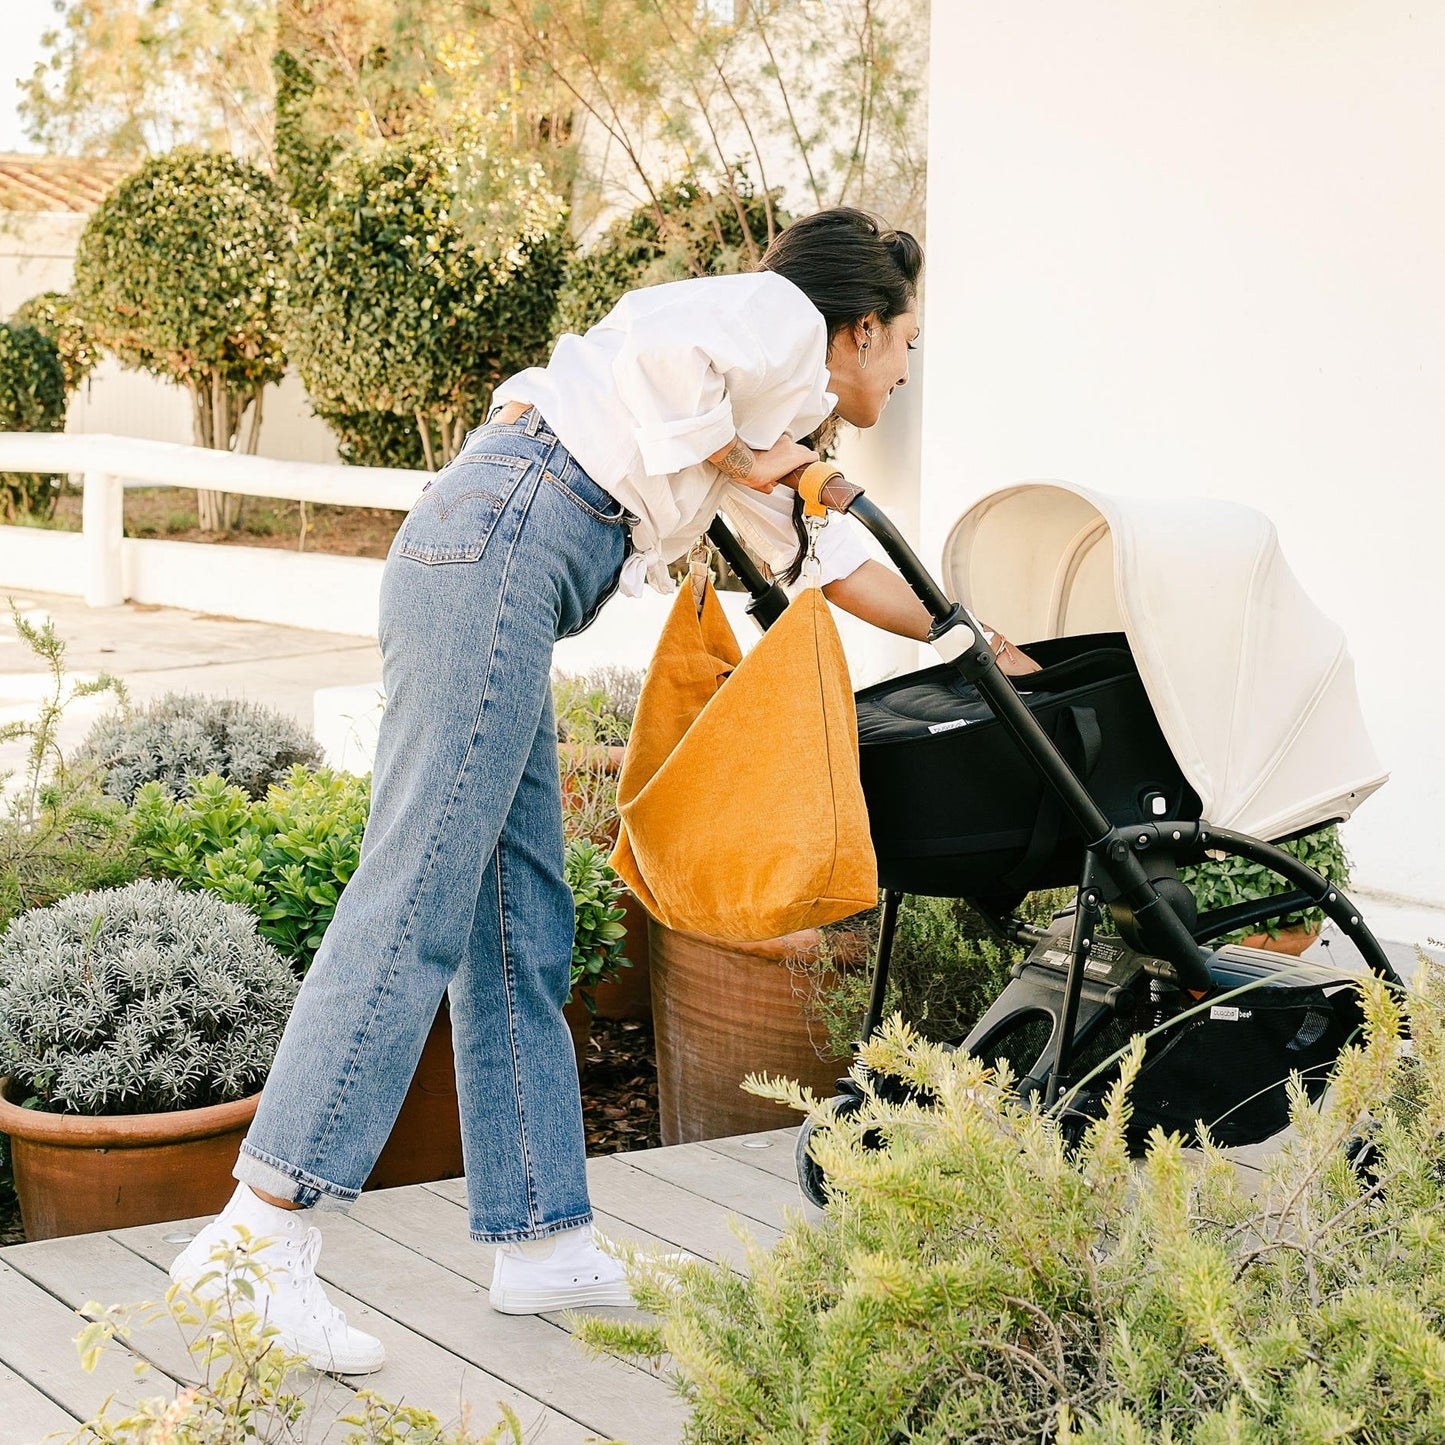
[[648, 919, 849, 1145], [0, 879, 299, 1240], [554, 666, 652, 1021], [649, 889, 1077, 1147], [563, 839, 632, 1068], [1180, 823, 1349, 955]]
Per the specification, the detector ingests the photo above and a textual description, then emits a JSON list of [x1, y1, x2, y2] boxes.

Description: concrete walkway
[[0, 589, 381, 785]]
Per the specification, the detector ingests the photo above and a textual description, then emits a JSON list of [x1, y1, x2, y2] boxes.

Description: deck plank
[[0, 1134, 816, 1445], [117, 1221, 595, 1445], [0, 1258, 179, 1426], [0, 1359, 80, 1445], [359, 1181, 676, 1302], [583, 1156, 782, 1264], [618, 1143, 806, 1232], [248, 1210, 686, 1443], [702, 1127, 802, 1182], [8, 1228, 362, 1442]]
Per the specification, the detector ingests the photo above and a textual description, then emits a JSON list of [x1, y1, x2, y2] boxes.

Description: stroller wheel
[[795, 1093, 863, 1209]]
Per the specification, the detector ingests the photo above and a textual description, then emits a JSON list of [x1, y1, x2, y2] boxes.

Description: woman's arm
[[823, 560, 1042, 675], [708, 434, 817, 491]]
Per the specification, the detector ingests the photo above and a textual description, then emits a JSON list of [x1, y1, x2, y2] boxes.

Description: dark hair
[[758, 208, 922, 584], [757, 206, 922, 343]]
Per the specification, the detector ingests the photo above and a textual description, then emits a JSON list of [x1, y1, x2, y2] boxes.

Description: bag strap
[[999, 704, 1103, 893]]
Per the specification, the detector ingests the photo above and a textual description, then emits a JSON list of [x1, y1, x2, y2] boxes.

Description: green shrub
[[553, 666, 643, 747], [557, 174, 785, 336], [0, 603, 143, 935], [566, 838, 629, 1011], [0, 879, 298, 1115], [132, 767, 369, 968], [1182, 823, 1349, 941], [580, 968, 1445, 1442], [0, 320, 68, 520], [76, 691, 324, 805], [800, 890, 1075, 1055], [323, 405, 429, 470], [11, 289, 100, 396], [75, 1235, 528, 1443], [287, 129, 569, 470]]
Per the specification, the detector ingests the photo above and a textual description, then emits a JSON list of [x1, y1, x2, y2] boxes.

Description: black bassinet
[[856, 632, 1202, 898]]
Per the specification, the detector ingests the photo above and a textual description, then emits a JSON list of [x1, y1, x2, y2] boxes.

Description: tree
[[556, 173, 786, 336], [73, 150, 290, 530], [0, 324, 69, 521], [487, 0, 928, 239], [21, 0, 276, 162], [285, 129, 570, 469]]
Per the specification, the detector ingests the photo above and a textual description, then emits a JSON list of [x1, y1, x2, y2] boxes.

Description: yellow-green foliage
[[579, 963, 1445, 1444], [69, 1231, 534, 1444]]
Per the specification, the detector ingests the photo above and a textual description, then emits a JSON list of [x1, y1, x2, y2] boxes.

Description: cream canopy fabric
[[941, 483, 1387, 842]]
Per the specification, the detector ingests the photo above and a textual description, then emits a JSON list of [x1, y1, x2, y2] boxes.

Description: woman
[[169, 207, 1032, 1374]]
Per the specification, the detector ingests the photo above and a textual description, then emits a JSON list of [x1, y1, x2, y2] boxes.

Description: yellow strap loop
[[798, 460, 845, 519]]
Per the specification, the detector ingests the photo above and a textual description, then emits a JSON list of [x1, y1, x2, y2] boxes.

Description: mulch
[[0, 1020, 661, 1247]]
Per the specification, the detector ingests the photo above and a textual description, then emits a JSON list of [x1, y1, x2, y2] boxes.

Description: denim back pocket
[[396, 452, 532, 565]]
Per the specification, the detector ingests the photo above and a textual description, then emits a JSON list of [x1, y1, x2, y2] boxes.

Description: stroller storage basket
[[857, 632, 1202, 897]]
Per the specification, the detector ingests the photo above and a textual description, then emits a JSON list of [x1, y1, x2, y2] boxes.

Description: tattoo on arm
[[716, 438, 755, 481]]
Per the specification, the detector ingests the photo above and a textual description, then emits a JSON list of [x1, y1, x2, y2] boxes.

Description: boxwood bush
[[131, 767, 369, 968], [557, 174, 784, 337], [0, 320, 68, 520]]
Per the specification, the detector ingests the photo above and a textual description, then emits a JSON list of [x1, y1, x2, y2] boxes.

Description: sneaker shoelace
[[279, 1227, 349, 1339]]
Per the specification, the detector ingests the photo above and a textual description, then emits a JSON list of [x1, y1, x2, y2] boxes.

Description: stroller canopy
[[941, 483, 1386, 842]]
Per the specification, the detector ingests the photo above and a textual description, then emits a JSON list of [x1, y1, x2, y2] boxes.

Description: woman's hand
[[708, 434, 818, 492], [984, 627, 1042, 676]]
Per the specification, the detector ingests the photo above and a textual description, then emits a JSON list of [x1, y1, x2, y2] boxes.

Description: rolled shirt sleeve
[[610, 293, 759, 476]]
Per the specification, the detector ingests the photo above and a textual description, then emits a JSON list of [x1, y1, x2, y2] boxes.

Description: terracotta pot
[[649, 920, 852, 1145], [365, 1005, 464, 1191], [0, 1080, 259, 1242], [590, 889, 653, 1022], [1238, 923, 1321, 957]]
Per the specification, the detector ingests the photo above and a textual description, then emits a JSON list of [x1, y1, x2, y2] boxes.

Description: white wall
[[923, 2, 1444, 906]]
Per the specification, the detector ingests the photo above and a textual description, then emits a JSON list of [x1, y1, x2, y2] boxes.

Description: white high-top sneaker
[[169, 1184, 385, 1375], [489, 1225, 637, 1314]]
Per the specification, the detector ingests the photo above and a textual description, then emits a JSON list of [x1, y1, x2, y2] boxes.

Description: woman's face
[[826, 308, 919, 429]]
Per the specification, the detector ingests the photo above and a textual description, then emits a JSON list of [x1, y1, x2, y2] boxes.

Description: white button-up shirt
[[494, 269, 870, 596]]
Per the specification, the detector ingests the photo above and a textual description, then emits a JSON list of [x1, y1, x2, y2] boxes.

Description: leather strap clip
[[796, 460, 864, 517]]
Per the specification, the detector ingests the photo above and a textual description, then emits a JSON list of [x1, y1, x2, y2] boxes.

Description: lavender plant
[[0, 879, 298, 1115], [76, 691, 323, 805]]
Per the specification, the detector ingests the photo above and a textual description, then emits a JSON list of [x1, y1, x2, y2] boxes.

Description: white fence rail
[[0, 432, 427, 608], [0, 429, 918, 683]]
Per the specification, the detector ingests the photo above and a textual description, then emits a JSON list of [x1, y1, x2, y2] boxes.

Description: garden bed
[[41, 486, 404, 558]]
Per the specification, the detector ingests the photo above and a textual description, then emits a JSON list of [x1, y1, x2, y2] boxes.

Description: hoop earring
[[858, 341, 869, 370]]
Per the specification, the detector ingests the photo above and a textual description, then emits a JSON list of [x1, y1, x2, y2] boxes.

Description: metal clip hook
[[801, 513, 827, 585], [687, 536, 713, 610]]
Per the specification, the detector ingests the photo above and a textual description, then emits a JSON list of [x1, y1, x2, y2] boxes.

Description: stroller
[[702, 476, 1404, 1207]]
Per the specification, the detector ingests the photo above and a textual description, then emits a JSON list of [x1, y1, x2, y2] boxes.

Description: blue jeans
[[235, 410, 631, 1242]]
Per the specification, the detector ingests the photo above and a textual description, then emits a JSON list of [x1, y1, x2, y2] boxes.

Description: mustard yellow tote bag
[[610, 571, 877, 942]]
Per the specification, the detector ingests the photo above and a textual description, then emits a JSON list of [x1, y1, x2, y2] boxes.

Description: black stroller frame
[[705, 486, 1404, 1198]]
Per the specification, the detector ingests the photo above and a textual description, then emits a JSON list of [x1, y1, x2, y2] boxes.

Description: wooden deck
[[0, 1128, 810, 1445]]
